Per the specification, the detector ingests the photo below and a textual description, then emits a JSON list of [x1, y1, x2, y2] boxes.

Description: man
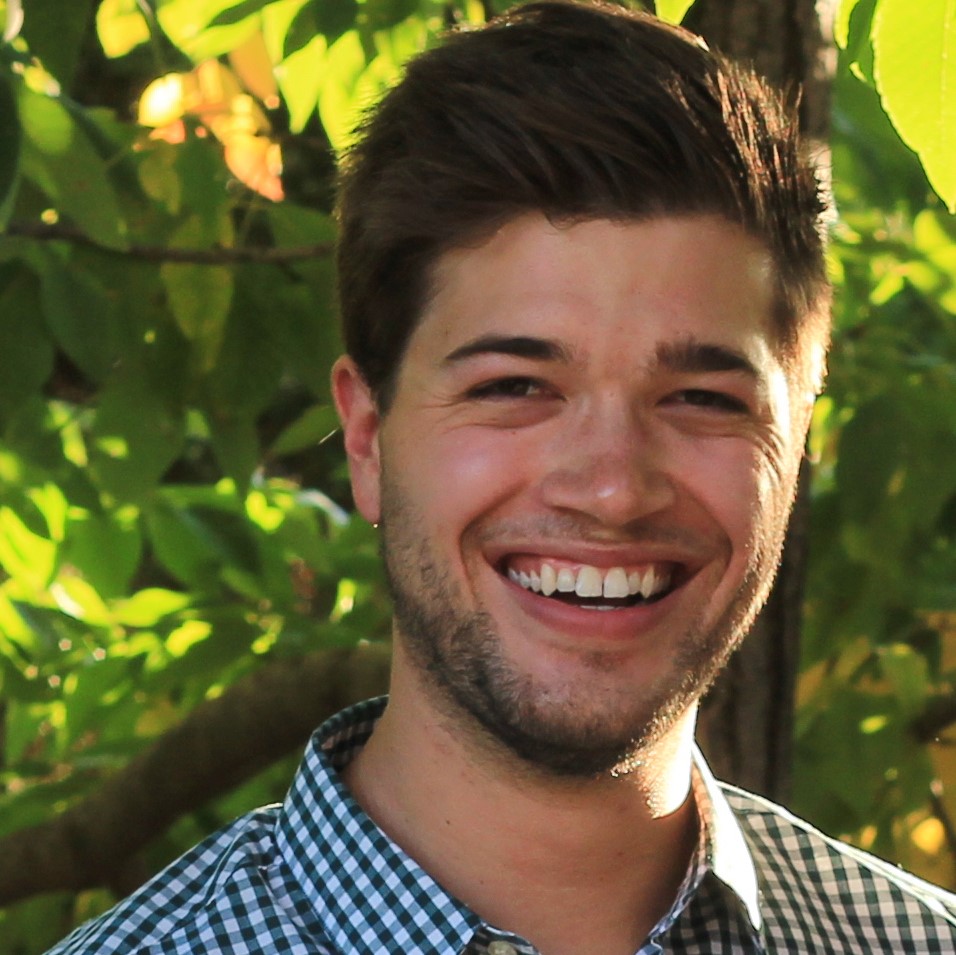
[[49, 2, 956, 953]]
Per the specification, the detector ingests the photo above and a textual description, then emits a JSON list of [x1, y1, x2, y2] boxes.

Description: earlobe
[[331, 356, 382, 524]]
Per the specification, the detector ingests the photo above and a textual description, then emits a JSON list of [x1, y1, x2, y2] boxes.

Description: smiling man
[[48, 2, 956, 954], [338, 214, 795, 792]]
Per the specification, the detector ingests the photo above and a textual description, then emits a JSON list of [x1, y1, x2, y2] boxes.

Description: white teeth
[[603, 567, 629, 599], [556, 568, 576, 593], [575, 565, 603, 597], [508, 561, 671, 601]]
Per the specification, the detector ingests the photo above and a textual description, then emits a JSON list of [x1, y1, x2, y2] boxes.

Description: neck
[[342, 663, 700, 955]]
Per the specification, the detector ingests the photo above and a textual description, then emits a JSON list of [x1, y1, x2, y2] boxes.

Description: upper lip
[[483, 539, 709, 573]]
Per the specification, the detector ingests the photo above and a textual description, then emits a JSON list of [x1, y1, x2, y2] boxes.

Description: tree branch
[[3, 222, 333, 264], [0, 643, 391, 907]]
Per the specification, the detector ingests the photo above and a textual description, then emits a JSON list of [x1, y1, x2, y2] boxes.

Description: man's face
[[335, 213, 811, 777]]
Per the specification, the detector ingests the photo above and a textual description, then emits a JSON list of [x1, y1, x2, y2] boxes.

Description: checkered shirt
[[47, 696, 956, 954]]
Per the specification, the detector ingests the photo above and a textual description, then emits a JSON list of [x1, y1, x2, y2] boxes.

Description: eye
[[466, 376, 551, 400], [670, 389, 749, 413]]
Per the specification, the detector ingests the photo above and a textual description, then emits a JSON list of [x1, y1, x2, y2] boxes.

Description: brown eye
[[672, 390, 749, 413], [468, 377, 548, 400]]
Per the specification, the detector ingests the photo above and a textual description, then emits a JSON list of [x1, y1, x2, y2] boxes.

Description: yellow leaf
[[224, 132, 283, 202], [229, 29, 280, 109], [97, 0, 151, 58], [193, 60, 244, 117]]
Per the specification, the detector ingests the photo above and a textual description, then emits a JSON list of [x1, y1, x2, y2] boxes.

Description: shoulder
[[721, 783, 956, 949], [45, 806, 321, 955]]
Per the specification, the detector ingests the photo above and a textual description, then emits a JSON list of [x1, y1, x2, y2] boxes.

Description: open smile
[[499, 555, 679, 611]]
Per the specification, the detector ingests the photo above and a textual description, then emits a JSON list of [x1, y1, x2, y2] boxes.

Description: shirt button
[[487, 942, 518, 955]]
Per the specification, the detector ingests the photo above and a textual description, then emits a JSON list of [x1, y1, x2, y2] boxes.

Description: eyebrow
[[652, 339, 761, 379], [443, 334, 575, 365], [442, 333, 763, 380]]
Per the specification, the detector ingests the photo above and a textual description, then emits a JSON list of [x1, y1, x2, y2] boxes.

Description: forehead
[[410, 213, 779, 372]]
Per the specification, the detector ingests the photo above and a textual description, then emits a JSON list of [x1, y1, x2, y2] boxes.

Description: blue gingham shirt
[[48, 696, 956, 954]]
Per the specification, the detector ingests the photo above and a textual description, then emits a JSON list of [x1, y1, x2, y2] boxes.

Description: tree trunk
[[688, 0, 834, 800]]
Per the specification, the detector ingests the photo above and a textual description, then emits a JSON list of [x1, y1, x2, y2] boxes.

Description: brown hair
[[335, 0, 830, 408]]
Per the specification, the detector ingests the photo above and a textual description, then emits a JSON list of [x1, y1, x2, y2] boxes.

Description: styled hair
[[335, 0, 830, 408]]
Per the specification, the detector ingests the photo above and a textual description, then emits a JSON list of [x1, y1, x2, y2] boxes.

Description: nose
[[537, 397, 676, 529]]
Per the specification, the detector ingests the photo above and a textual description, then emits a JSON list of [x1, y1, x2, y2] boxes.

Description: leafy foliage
[[0, 0, 953, 950], [836, 0, 956, 211], [797, 12, 956, 884]]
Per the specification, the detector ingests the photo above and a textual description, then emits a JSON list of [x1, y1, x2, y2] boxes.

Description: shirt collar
[[276, 697, 762, 953], [691, 745, 763, 932]]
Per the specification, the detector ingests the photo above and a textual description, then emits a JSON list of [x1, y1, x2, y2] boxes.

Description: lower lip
[[500, 573, 679, 641]]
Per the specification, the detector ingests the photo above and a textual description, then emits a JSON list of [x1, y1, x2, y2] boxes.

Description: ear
[[331, 355, 382, 525]]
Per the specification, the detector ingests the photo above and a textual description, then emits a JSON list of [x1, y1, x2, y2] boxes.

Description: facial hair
[[378, 472, 784, 780]]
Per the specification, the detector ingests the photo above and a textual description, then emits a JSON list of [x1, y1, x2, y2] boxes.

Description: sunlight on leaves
[[96, 0, 151, 58], [654, 0, 695, 25], [872, 0, 956, 211]]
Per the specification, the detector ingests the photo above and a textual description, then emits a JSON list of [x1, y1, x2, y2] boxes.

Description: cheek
[[391, 427, 532, 530], [678, 439, 789, 552]]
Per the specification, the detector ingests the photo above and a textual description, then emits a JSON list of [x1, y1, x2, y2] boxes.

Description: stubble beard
[[379, 476, 783, 780]]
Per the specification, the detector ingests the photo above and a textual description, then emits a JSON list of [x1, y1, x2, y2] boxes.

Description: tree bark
[[688, 0, 834, 800]]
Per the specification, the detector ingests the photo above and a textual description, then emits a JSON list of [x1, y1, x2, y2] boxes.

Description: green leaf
[[838, 0, 878, 84], [265, 0, 327, 132], [173, 133, 232, 224], [872, 0, 956, 212], [62, 511, 142, 599], [63, 656, 134, 742], [203, 266, 284, 416], [0, 894, 87, 955], [0, 264, 53, 414], [831, 63, 930, 214], [161, 262, 234, 372], [35, 247, 120, 382], [311, 0, 358, 44], [654, 0, 695, 25], [270, 403, 339, 455], [17, 84, 128, 249], [50, 575, 113, 625], [0, 70, 20, 227], [156, 0, 272, 60], [834, 395, 904, 524], [318, 30, 379, 153], [835, 0, 877, 57], [152, 609, 259, 685], [20, 0, 96, 88], [0, 505, 57, 591], [835, 0, 862, 48], [878, 643, 930, 719], [160, 217, 235, 373], [90, 365, 186, 503], [137, 144, 183, 214], [363, 0, 419, 32], [911, 209, 956, 311], [113, 588, 191, 627], [96, 0, 152, 58], [143, 492, 260, 588], [207, 412, 260, 489]]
